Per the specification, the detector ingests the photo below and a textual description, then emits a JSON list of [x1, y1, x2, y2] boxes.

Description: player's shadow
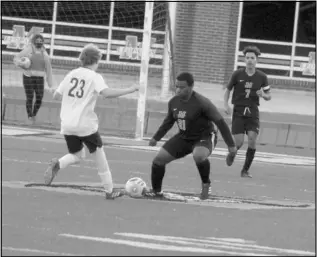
[[24, 183, 312, 208], [24, 183, 124, 193]]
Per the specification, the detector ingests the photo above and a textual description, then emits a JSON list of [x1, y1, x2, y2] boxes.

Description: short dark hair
[[176, 72, 194, 87], [243, 46, 261, 57]]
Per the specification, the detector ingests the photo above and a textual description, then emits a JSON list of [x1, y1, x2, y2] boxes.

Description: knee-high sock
[[59, 154, 80, 169], [195, 159, 211, 184], [94, 147, 113, 193], [243, 147, 256, 171], [151, 162, 166, 192]]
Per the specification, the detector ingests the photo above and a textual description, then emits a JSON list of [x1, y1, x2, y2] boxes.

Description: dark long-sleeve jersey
[[153, 91, 235, 147]]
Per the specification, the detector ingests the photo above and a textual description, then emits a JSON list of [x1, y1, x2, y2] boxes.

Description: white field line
[[2, 246, 83, 256]]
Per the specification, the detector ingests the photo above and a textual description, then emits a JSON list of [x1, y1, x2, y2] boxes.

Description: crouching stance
[[146, 72, 237, 200]]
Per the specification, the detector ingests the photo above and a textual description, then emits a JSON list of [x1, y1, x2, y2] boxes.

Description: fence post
[[50, 2, 58, 58]]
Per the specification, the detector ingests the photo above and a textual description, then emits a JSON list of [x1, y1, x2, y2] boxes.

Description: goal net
[[2, 1, 176, 139]]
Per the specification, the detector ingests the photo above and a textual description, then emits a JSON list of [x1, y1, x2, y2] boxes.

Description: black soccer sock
[[195, 159, 211, 184], [243, 147, 256, 171], [151, 162, 166, 192]]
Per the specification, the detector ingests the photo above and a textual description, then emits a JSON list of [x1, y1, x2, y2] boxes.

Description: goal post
[[135, 2, 154, 140], [135, 1, 177, 139], [161, 1, 177, 98]]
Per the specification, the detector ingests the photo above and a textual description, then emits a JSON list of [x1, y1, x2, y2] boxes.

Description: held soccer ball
[[19, 57, 31, 69], [125, 177, 147, 198]]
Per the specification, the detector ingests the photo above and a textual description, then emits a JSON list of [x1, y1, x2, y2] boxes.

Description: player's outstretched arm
[[150, 101, 175, 145], [100, 85, 139, 99], [204, 99, 236, 152], [53, 91, 62, 101], [215, 118, 236, 152]]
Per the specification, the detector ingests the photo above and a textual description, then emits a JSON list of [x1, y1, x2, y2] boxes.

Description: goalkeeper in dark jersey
[[144, 72, 237, 200]]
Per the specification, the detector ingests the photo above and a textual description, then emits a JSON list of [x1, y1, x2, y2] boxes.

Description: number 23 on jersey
[[68, 78, 85, 98]]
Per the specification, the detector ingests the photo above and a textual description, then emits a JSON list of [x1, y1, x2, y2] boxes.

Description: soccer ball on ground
[[125, 177, 147, 198], [19, 57, 31, 69]]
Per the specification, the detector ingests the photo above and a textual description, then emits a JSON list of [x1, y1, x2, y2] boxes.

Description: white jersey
[[56, 67, 108, 136]]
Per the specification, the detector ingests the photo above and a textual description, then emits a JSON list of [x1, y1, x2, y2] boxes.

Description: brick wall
[[175, 2, 239, 85]]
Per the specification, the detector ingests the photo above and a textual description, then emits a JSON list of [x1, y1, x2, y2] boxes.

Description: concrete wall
[[2, 97, 315, 151]]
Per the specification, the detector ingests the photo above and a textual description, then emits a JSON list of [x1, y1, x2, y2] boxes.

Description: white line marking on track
[[111, 145, 315, 167], [59, 233, 315, 256], [2, 246, 83, 256], [116, 233, 315, 256], [59, 233, 270, 256]]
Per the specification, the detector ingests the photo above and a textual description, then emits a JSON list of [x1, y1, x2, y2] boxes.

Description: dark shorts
[[231, 106, 260, 135], [162, 132, 218, 159], [64, 131, 103, 154]]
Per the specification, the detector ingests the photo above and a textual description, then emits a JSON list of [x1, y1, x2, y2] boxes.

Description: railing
[[1, 13, 166, 69], [236, 38, 315, 82], [2, 3, 315, 82], [235, 0, 315, 82]]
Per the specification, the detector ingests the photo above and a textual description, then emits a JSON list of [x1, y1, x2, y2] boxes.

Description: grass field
[[2, 130, 315, 256]]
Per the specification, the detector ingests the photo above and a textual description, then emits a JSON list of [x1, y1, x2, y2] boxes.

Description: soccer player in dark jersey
[[144, 72, 237, 200], [224, 46, 271, 178]]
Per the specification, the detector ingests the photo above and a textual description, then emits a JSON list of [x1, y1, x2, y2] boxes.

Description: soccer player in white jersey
[[44, 43, 139, 199]]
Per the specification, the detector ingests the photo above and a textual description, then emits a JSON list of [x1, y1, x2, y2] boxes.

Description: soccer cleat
[[44, 158, 60, 185], [200, 182, 212, 200], [241, 169, 252, 178], [226, 152, 236, 166], [105, 189, 125, 200], [142, 188, 164, 199]]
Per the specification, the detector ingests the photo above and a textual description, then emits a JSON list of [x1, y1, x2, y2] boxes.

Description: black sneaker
[[241, 169, 252, 178], [200, 183, 212, 200], [142, 188, 164, 199], [105, 188, 125, 200], [226, 152, 236, 166]]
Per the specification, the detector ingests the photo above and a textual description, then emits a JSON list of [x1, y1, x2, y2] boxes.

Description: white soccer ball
[[19, 57, 31, 69], [125, 177, 147, 198]]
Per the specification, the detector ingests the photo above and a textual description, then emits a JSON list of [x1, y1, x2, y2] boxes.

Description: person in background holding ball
[[13, 34, 54, 125]]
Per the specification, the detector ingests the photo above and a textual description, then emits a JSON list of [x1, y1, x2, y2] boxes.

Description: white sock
[[59, 154, 80, 169], [94, 147, 113, 193], [98, 171, 113, 194]]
